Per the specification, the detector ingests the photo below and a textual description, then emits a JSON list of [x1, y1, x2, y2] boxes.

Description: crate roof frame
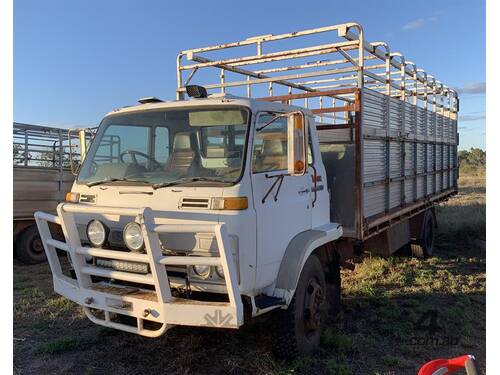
[[176, 22, 458, 122]]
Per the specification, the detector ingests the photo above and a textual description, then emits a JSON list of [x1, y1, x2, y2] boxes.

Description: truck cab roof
[[104, 93, 313, 119]]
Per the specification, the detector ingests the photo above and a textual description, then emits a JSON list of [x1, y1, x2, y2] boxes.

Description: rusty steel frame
[[176, 22, 458, 119]]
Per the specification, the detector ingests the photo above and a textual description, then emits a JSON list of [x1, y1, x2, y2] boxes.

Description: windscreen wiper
[[152, 177, 232, 190], [86, 178, 151, 187]]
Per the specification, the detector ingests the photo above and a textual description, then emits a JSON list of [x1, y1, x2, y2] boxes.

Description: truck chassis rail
[[35, 203, 243, 337]]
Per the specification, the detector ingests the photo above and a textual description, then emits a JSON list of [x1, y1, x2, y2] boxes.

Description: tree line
[[458, 148, 485, 175]]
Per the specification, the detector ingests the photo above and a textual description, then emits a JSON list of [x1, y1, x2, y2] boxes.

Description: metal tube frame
[[175, 22, 458, 121], [34, 203, 244, 338]]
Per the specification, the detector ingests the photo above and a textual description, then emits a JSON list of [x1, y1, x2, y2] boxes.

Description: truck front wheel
[[16, 224, 47, 265], [274, 254, 328, 358]]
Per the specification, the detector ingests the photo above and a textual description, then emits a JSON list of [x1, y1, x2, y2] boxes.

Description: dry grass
[[13, 175, 486, 374]]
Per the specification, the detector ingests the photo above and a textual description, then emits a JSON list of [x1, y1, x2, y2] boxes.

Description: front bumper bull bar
[[34, 203, 244, 337]]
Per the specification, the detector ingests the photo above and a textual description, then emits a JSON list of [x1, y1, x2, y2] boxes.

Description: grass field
[[13, 175, 486, 374]]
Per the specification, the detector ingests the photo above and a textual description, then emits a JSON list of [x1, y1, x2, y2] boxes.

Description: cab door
[[250, 112, 312, 288]]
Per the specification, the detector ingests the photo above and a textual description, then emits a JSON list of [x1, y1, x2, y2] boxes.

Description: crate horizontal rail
[[176, 22, 458, 123]]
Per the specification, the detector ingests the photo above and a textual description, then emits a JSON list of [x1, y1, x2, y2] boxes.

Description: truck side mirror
[[68, 128, 94, 175], [287, 111, 307, 176]]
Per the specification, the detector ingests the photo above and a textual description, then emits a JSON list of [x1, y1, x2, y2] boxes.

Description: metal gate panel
[[443, 145, 449, 169], [417, 107, 426, 138], [390, 142, 402, 178], [417, 144, 425, 173], [364, 185, 385, 218], [404, 142, 415, 204], [317, 128, 353, 143], [389, 100, 402, 132], [404, 102, 416, 135], [360, 88, 458, 226], [417, 176, 425, 199], [363, 140, 386, 183], [390, 182, 401, 209], [427, 112, 436, 138], [437, 116, 444, 141]]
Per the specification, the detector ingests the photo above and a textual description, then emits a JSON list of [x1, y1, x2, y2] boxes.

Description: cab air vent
[[179, 197, 210, 209]]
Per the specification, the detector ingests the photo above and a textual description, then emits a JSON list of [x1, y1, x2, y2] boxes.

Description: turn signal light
[[65, 192, 80, 203], [211, 197, 248, 210]]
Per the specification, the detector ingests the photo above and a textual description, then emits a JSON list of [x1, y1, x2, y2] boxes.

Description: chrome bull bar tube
[[34, 203, 244, 338]]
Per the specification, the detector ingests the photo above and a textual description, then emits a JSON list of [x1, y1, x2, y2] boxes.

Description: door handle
[[298, 188, 310, 195]]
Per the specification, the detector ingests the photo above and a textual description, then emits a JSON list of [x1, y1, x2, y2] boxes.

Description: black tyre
[[326, 262, 341, 319], [273, 255, 328, 358], [411, 211, 435, 258], [16, 224, 47, 265]]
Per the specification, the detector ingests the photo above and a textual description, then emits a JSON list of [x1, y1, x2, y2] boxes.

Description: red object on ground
[[418, 355, 476, 375]]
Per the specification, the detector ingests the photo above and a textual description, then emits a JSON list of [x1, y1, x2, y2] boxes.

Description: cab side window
[[252, 113, 288, 173]]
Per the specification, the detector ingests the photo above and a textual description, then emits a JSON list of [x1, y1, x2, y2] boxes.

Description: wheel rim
[[30, 236, 44, 255], [303, 277, 324, 338]]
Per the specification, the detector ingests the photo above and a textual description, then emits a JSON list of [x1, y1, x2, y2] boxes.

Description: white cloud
[[455, 82, 486, 95], [459, 114, 486, 122], [402, 18, 425, 30], [402, 16, 440, 31]]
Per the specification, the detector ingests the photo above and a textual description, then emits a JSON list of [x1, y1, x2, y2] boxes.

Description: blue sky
[[14, 0, 485, 150]]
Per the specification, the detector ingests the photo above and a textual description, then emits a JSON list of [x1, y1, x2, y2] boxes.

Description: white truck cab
[[35, 22, 459, 356]]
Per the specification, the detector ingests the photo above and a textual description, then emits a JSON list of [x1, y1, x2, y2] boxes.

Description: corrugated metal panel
[[417, 107, 426, 137], [436, 144, 442, 171], [427, 173, 434, 195], [405, 178, 414, 204], [416, 176, 425, 199], [364, 185, 385, 218], [427, 145, 434, 171], [362, 90, 386, 132], [389, 182, 401, 209], [417, 144, 425, 173], [404, 102, 416, 135], [437, 115, 444, 140], [389, 100, 402, 132], [404, 143, 414, 174], [360, 88, 458, 224], [436, 172, 442, 191], [317, 128, 353, 143], [443, 145, 449, 169], [363, 140, 386, 183], [390, 142, 402, 178], [451, 120, 458, 144], [427, 112, 436, 138], [443, 117, 450, 141], [443, 170, 449, 189]]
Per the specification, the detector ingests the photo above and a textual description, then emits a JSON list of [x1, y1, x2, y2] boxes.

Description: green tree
[[459, 148, 486, 175]]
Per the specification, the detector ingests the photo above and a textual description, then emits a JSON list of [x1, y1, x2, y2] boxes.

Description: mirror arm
[[256, 113, 285, 132]]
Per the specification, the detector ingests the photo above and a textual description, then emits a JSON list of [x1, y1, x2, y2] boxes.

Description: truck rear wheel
[[273, 254, 328, 358], [16, 224, 47, 265], [411, 210, 435, 258]]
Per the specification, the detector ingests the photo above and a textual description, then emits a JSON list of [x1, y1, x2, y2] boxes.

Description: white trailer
[[35, 23, 458, 356]]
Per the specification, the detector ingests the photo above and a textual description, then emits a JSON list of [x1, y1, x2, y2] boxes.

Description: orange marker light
[[65, 192, 80, 202]]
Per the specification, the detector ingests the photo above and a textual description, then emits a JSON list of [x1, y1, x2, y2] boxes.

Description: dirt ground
[[13, 176, 486, 375]]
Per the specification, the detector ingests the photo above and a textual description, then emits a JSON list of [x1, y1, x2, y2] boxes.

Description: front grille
[[179, 197, 210, 209]]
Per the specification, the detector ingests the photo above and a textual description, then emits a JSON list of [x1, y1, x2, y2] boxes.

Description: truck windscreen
[[77, 107, 250, 186]]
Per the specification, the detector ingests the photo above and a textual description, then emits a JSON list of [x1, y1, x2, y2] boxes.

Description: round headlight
[[123, 222, 144, 252], [87, 220, 107, 247], [215, 265, 225, 279], [193, 265, 210, 279]]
